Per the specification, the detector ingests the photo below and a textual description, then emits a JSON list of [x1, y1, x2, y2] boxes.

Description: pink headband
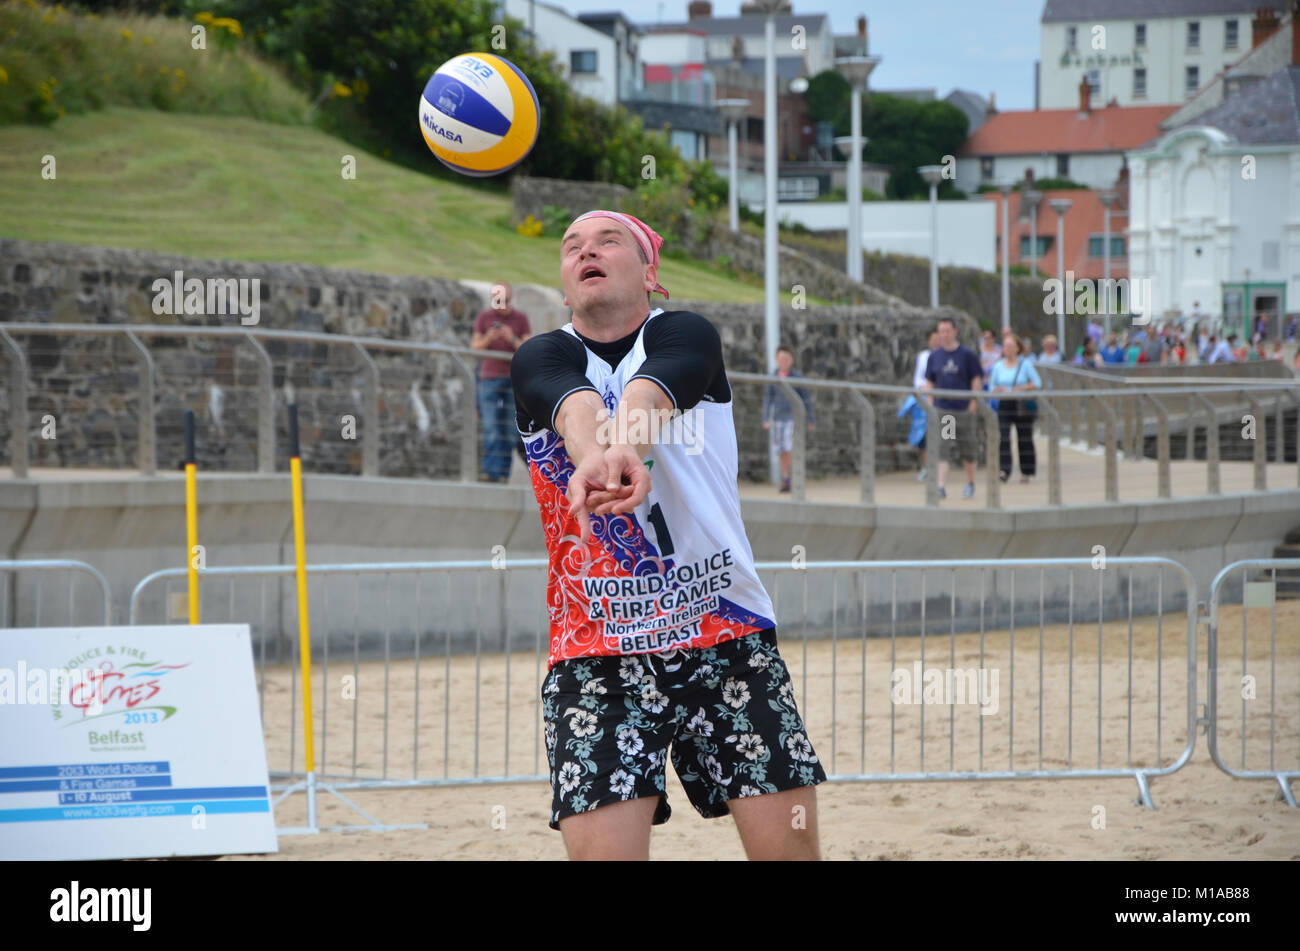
[[571, 210, 670, 299]]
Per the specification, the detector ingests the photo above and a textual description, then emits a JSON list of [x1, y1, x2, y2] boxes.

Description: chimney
[[688, 0, 712, 20], [1294, 0, 1300, 65], [1252, 6, 1281, 49], [986, 91, 997, 116], [856, 15, 868, 53], [1078, 74, 1091, 114]]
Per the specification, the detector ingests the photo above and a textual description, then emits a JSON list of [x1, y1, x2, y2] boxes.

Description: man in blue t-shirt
[[923, 317, 984, 500], [1100, 332, 1125, 365]]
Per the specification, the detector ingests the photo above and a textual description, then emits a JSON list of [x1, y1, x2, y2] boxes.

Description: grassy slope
[[0, 108, 769, 302]]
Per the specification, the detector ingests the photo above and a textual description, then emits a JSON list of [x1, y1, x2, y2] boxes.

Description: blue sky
[[546, 0, 1047, 109]]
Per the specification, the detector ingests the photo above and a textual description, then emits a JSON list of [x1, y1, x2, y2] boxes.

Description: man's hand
[[587, 445, 651, 517]]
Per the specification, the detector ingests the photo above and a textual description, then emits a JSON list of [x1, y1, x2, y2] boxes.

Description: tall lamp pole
[[918, 165, 945, 308], [1098, 189, 1119, 337], [1022, 188, 1042, 280], [1049, 197, 1073, 349], [715, 99, 750, 233], [833, 56, 878, 283], [760, 0, 781, 377], [997, 182, 1014, 329]]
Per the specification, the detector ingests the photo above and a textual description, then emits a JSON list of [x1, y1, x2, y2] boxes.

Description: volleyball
[[418, 52, 540, 177]]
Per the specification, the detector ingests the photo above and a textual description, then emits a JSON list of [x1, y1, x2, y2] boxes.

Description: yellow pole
[[289, 454, 315, 776], [185, 462, 199, 624]]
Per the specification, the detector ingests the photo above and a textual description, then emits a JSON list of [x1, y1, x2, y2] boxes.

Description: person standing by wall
[[911, 328, 939, 481], [762, 345, 816, 494], [924, 317, 984, 500], [472, 282, 531, 482], [988, 333, 1041, 484]]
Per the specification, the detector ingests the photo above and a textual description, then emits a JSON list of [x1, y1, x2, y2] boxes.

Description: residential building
[[1127, 25, 1300, 338], [498, 0, 635, 105], [982, 178, 1131, 284], [957, 79, 1176, 191], [1038, 0, 1279, 110]]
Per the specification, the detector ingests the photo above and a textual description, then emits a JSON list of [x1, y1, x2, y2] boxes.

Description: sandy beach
[[228, 600, 1299, 860]]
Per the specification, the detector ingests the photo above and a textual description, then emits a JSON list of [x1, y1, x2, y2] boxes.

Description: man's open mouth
[[579, 266, 605, 282]]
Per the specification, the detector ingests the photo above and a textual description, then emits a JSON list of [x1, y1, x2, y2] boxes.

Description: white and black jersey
[[512, 308, 776, 667]]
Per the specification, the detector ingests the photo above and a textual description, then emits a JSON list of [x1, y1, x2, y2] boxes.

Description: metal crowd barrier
[[1206, 559, 1300, 807], [126, 555, 1203, 808], [0, 559, 113, 628]]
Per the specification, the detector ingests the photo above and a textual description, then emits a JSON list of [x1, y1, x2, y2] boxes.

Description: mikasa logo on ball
[[421, 112, 463, 143]]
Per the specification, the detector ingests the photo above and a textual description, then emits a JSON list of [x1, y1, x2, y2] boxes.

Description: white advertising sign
[[0, 624, 277, 860]]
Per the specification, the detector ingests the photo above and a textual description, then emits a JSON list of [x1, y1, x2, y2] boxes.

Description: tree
[[804, 72, 970, 200]]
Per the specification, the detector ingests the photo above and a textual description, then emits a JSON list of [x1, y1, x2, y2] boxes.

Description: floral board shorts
[[541, 628, 827, 830]]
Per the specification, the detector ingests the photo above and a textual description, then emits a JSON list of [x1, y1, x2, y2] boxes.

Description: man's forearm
[[554, 390, 610, 462], [609, 379, 674, 459]]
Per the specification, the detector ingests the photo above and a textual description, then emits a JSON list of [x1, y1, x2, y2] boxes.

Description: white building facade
[[499, 0, 622, 104], [1127, 69, 1300, 337], [1039, 0, 1273, 109], [775, 201, 997, 271]]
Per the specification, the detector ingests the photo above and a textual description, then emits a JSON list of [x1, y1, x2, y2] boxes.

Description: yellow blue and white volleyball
[[419, 53, 540, 177]]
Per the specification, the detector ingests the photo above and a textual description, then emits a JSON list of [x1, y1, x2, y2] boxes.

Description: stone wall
[[1, 237, 979, 480]]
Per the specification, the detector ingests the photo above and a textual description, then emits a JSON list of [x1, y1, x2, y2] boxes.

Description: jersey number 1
[[647, 502, 675, 557]]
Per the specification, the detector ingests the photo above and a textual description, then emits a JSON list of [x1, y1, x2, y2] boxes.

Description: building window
[[1134, 23, 1146, 48], [1187, 21, 1200, 50], [1020, 235, 1053, 257], [1066, 26, 1077, 52], [1086, 69, 1101, 95], [1225, 19, 1238, 48], [1133, 67, 1147, 98], [980, 156, 994, 181], [1088, 235, 1127, 258], [1185, 65, 1199, 95], [570, 49, 597, 74], [1056, 153, 1070, 177]]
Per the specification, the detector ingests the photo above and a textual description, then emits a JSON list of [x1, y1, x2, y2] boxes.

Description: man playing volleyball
[[510, 210, 825, 860]]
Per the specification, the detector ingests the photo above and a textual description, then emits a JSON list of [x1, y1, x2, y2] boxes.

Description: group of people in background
[[473, 283, 1299, 495]]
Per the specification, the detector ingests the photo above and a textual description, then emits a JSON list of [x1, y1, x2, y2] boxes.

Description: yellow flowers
[[159, 66, 170, 75], [195, 12, 215, 25], [517, 215, 544, 238], [142, 36, 154, 46], [212, 17, 242, 39], [0, 66, 8, 86], [332, 81, 352, 98], [173, 68, 186, 81], [120, 28, 133, 40]]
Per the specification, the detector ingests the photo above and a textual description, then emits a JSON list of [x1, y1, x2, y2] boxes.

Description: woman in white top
[[988, 333, 1042, 483]]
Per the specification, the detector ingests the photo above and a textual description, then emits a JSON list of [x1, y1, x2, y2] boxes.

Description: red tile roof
[[960, 104, 1179, 156]]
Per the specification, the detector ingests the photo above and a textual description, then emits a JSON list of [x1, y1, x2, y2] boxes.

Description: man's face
[[928, 332, 939, 350], [938, 322, 956, 349], [1043, 339, 1057, 354], [776, 349, 793, 373], [1108, 333, 1118, 345], [559, 218, 654, 315]]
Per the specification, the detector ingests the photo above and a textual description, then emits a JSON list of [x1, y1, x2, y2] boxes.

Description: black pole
[[184, 409, 196, 465], [288, 403, 300, 459]]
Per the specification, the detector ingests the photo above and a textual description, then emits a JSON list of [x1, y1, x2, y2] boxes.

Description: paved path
[[6, 439, 1298, 510]]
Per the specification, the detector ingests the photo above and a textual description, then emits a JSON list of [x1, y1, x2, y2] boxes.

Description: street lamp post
[[1098, 189, 1119, 337], [834, 135, 868, 278], [997, 182, 1014, 328], [715, 99, 750, 233], [760, 2, 779, 378], [1022, 188, 1042, 279], [918, 165, 945, 309], [1049, 197, 1073, 349], [833, 56, 878, 283]]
